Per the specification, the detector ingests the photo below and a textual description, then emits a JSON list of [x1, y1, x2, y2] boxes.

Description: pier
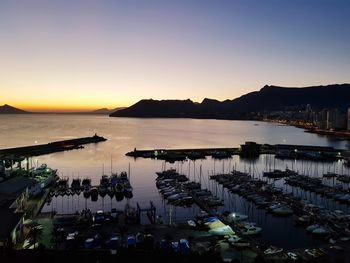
[[0, 134, 107, 159], [126, 142, 348, 162], [136, 202, 157, 224]]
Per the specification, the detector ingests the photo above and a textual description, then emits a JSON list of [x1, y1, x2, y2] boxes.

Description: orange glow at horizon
[[7, 101, 129, 113], [1, 1, 349, 112]]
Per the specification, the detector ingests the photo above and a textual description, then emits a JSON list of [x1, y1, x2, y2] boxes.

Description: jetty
[[126, 142, 348, 162], [0, 134, 107, 158]]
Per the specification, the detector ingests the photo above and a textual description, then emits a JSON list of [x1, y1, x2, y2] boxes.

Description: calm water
[[1, 114, 350, 249]]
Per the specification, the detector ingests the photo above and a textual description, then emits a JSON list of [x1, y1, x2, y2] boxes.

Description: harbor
[[2, 118, 350, 262]]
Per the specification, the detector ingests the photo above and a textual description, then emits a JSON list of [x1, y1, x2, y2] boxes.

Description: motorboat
[[240, 223, 262, 235], [312, 226, 330, 236], [227, 235, 241, 244], [226, 212, 248, 222], [264, 246, 283, 255]]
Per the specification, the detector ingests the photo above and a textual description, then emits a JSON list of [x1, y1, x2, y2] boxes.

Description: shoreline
[[263, 119, 350, 140]]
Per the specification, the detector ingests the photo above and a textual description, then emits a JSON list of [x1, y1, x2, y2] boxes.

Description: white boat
[[226, 212, 248, 222], [187, 220, 196, 227], [287, 252, 299, 261], [264, 246, 283, 255], [240, 223, 262, 235], [312, 226, 330, 236], [227, 235, 241, 243], [306, 224, 320, 232], [209, 225, 235, 236]]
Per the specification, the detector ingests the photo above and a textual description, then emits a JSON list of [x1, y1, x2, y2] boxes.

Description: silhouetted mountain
[[89, 107, 126, 114], [111, 99, 198, 118], [0, 104, 29, 114], [228, 84, 350, 112], [110, 84, 350, 119]]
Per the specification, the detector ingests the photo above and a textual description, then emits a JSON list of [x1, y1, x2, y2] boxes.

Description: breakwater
[[0, 134, 107, 158]]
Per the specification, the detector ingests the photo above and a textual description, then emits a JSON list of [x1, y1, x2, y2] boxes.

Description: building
[[315, 109, 328, 129], [0, 176, 39, 248], [326, 109, 346, 130], [0, 197, 25, 248]]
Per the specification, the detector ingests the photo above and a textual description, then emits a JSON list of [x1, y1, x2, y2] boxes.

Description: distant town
[[262, 105, 350, 138]]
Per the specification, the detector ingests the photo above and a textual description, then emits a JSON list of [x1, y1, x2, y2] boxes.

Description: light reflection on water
[[1, 114, 349, 249]]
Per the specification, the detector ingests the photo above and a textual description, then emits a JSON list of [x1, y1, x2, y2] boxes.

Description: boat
[[272, 206, 293, 216], [83, 187, 90, 198], [232, 242, 250, 248], [240, 223, 262, 235], [264, 246, 283, 255], [100, 175, 110, 187], [120, 171, 128, 182], [127, 234, 136, 248], [98, 186, 108, 197], [287, 252, 299, 261], [227, 235, 241, 244], [179, 239, 190, 255], [108, 236, 120, 250], [187, 220, 196, 227], [99, 175, 109, 197], [82, 178, 91, 188], [263, 168, 297, 179], [90, 187, 98, 202], [124, 181, 133, 199], [30, 164, 58, 188], [82, 178, 91, 198], [93, 210, 105, 224], [115, 182, 124, 193], [107, 186, 115, 198], [226, 212, 248, 222], [57, 177, 69, 191], [312, 226, 330, 236], [115, 182, 124, 201], [71, 178, 81, 192], [295, 215, 311, 226], [323, 172, 338, 178], [211, 151, 232, 159]]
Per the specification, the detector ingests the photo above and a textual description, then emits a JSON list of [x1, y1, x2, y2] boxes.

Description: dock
[[0, 134, 107, 158], [126, 142, 348, 162]]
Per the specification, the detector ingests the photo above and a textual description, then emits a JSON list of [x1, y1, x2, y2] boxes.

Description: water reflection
[[1, 115, 350, 249]]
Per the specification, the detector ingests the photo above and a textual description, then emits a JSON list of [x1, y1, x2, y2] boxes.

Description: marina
[[2, 116, 350, 262]]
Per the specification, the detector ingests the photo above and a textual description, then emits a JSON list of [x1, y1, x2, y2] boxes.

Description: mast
[[110, 154, 113, 176], [128, 162, 131, 180]]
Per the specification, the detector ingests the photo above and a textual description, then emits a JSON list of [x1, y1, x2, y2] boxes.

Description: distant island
[[110, 84, 350, 119], [0, 105, 125, 115], [0, 104, 29, 114]]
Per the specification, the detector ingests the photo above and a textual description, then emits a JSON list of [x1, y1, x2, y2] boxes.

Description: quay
[[126, 142, 348, 162], [0, 134, 107, 159]]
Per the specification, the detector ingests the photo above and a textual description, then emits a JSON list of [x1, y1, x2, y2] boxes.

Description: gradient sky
[[1, 0, 349, 112]]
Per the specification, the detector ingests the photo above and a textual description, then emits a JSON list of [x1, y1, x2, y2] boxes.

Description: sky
[[0, 0, 349, 112]]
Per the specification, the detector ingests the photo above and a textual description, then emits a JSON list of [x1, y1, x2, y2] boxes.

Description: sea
[[1, 114, 349, 249]]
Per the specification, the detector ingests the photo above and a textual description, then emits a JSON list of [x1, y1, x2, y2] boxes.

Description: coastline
[[263, 119, 350, 140]]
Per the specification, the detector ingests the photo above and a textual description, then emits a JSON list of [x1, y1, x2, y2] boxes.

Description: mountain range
[[110, 84, 350, 119], [2, 84, 350, 118]]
